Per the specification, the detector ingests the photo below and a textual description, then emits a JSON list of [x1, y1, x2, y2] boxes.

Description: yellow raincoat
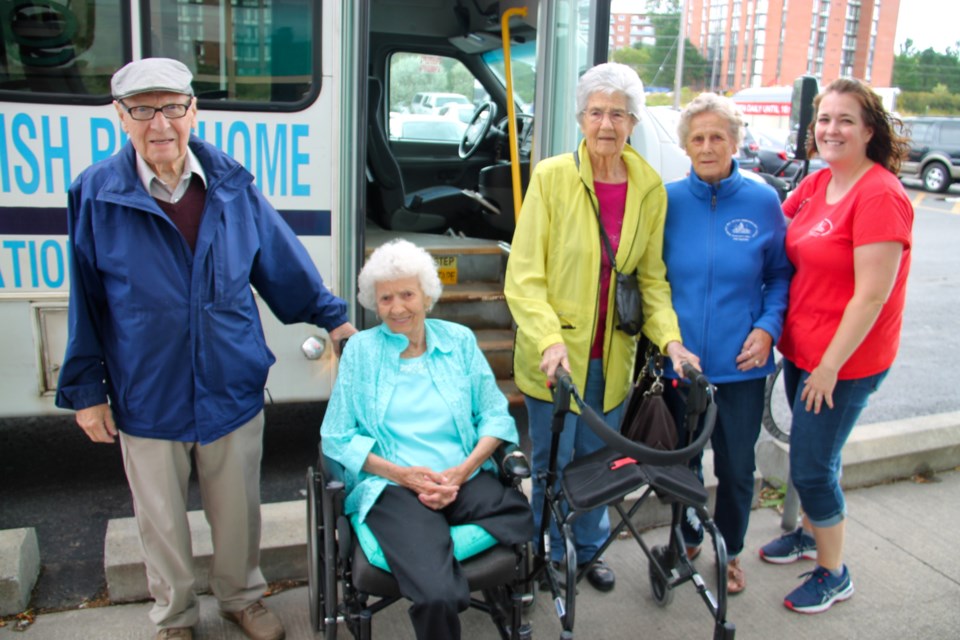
[[504, 139, 682, 412]]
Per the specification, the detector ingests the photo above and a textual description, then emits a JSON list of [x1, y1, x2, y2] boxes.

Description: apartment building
[[684, 0, 901, 92]]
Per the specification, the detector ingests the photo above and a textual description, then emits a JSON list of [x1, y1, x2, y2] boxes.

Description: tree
[[893, 41, 960, 93], [611, 0, 710, 89]]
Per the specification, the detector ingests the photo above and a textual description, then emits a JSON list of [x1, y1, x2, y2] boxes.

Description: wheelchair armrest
[[317, 446, 347, 521], [493, 442, 531, 485]]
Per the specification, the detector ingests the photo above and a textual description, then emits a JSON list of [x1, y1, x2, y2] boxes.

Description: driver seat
[[366, 77, 474, 232]]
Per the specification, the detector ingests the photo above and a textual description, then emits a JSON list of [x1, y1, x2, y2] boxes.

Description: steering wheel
[[515, 112, 535, 152], [459, 101, 497, 159]]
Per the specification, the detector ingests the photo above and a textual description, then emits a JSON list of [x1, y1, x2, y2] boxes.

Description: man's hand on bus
[[329, 322, 358, 357], [76, 403, 118, 444]]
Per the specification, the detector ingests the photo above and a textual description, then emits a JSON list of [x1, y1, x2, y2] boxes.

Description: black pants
[[364, 471, 533, 640]]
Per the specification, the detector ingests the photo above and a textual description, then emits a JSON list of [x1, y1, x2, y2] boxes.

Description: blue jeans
[[664, 377, 765, 557], [524, 359, 625, 563], [783, 359, 888, 527]]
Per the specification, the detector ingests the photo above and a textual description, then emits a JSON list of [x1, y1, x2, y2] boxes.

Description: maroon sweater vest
[[156, 176, 206, 252]]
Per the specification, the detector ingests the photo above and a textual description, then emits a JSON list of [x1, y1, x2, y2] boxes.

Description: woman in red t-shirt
[[758, 79, 913, 614]]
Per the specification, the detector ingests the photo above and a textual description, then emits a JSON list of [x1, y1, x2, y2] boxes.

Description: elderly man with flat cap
[[55, 58, 355, 640]]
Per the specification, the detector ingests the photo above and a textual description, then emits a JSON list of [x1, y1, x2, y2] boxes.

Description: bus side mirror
[[788, 76, 819, 161]]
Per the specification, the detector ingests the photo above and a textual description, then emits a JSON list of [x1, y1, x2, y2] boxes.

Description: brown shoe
[[726, 557, 746, 594], [220, 600, 285, 640], [685, 545, 702, 561], [156, 629, 193, 640]]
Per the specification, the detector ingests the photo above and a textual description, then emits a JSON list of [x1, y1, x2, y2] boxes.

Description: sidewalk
[[3, 470, 958, 640]]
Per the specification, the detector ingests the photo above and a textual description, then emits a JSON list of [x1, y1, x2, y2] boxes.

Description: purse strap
[[573, 150, 620, 274]]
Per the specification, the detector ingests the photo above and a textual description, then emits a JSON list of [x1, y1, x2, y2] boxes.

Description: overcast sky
[[895, 0, 959, 53]]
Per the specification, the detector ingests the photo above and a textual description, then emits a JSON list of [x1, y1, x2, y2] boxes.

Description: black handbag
[[621, 344, 678, 451], [573, 150, 643, 336]]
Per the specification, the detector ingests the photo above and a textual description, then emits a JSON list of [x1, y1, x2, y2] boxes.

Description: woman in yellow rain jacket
[[504, 62, 696, 593]]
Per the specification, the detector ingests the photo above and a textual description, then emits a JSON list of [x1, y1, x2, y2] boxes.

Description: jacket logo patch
[[809, 218, 834, 237], [724, 218, 759, 242]]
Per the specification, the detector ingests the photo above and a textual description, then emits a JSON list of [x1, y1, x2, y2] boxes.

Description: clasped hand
[[398, 465, 466, 510]]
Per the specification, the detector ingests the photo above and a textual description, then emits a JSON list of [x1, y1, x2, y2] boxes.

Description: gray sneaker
[[759, 528, 817, 564]]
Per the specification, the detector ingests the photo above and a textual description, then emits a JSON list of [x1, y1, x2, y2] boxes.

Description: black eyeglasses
[[120, 101, 192, 121]]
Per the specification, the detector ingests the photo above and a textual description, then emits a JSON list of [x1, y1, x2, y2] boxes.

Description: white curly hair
[[356, 239, 442, 311], [575, 62, 645, 124]]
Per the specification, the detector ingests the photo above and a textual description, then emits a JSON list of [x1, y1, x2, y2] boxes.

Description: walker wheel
[[649, 545, 674, 607]]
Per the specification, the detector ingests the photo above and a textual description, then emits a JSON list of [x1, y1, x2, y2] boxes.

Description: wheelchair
[[306, 441, 534, 639], [532, 365, 736, 640]]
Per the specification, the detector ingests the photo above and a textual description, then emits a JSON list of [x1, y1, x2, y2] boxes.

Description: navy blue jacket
[[664, 163, 792, 383], [56, 137, 348, 443]]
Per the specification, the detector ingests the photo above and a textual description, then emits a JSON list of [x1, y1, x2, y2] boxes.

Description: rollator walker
[[533, 364, 736, 640]]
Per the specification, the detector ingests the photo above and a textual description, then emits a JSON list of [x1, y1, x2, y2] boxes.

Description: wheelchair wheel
[[648, 545, 674, 607], [306, 466, 338, 638], [306, 467, 325, 633]]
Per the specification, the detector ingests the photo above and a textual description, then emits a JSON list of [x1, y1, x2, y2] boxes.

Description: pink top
[[590, 180, 628, 359]]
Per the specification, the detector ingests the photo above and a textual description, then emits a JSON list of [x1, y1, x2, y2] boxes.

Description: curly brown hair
[[806, 78, 910, 174]]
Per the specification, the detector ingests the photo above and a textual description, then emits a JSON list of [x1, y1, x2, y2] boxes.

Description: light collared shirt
[[135, 147, 207, 204]]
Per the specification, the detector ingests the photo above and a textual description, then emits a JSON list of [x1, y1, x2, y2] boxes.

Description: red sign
[[419, 55, 441, 73], [737, 102, 791, 116]]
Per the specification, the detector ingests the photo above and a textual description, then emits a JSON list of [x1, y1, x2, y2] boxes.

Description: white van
[[410, 92, 473, 114]]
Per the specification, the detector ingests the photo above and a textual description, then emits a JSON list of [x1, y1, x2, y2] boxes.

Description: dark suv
[[900, 116, 960, 192]]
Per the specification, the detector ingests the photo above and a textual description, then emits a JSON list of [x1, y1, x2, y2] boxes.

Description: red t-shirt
[[590, 180, 627, 359], [778, 164, 913, 379]]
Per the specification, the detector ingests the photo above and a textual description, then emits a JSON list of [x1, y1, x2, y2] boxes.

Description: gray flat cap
[[111, 58, 194, 100]]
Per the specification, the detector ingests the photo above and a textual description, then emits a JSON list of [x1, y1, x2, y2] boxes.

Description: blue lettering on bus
[[42, 116, 71, 194], [0, 114, 9, 192], [227, 121, 252, 169], [12, 114, 40, 194], [2, 240, 26, 287], [40, 239, 65, 287], [0, 114, 310, 198], [90, 117, 120, 164], [256, 123, 287, 196], [0, 238, 69, 289], [291, 124, 309, 196]]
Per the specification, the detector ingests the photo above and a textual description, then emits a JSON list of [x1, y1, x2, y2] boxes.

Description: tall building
[[610, 10, 655, 51], [684, 0, 901, 92]]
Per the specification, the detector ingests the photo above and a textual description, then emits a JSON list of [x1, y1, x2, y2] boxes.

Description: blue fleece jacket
[[663, 163, 792, 383]]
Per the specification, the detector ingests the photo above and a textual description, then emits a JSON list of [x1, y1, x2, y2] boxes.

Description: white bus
[[0, 0, 685, 418]]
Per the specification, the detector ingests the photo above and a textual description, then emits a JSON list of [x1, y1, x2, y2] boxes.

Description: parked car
[[409, 91, 472, 114], [750, 127, 827, 179], [389, 113, 467, 142], [899, 116, 960, 192], [437, 102, 478, 124], [643, 106, 769, 188], [737, 126, 763, 172]]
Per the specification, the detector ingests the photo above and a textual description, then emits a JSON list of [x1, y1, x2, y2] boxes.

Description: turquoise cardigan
[[320, 319, 518, 523]]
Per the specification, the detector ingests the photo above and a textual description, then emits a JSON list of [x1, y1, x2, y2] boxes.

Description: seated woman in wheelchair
[[321, 239, 534, 640]]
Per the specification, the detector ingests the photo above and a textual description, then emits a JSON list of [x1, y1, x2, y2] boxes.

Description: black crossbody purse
[[573, 150, 643, 336]]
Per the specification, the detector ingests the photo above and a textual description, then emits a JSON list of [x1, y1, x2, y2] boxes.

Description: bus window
[[388, 52, 486, 141], [0, 0, 126, 98], [481, 41, 536, 114], [145, 0, 318, 105]]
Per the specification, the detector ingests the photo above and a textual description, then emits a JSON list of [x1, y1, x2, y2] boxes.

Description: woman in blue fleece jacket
[[662, 93, 792, 594]]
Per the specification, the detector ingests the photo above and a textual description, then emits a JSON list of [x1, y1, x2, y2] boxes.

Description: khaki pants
[[119, 412, 267, 628]]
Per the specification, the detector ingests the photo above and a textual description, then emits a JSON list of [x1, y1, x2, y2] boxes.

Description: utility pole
[[673, 0, 687, 109]]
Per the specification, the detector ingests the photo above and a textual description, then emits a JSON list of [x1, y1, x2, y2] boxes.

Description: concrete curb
[[0, 528, 40, 616], [756, 410, 960, 489], [101, 413, 960, 604], [104, 502, 306, 603]]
